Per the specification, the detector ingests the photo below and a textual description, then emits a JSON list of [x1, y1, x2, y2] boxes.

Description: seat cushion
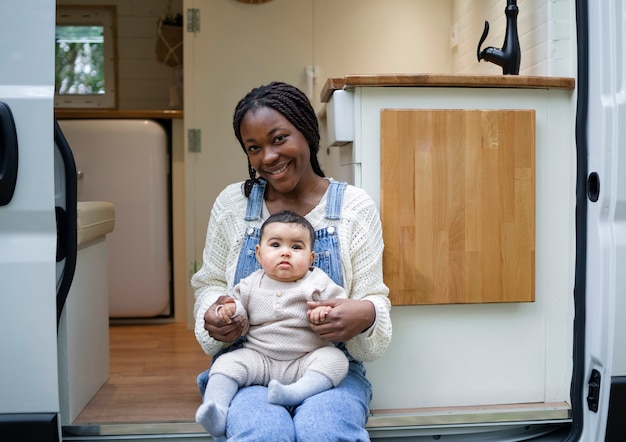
[[76, 201, 115, 247]]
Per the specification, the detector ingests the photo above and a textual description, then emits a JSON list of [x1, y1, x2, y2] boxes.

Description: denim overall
[[234, 178, 346, 287], [197, 179, 372, 441]]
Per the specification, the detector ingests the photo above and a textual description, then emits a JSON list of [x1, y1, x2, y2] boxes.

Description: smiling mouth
[[265, 163, 289, 176]]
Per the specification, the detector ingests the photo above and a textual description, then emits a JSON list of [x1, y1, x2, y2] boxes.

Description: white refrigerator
[[59, 119, 171, 318]]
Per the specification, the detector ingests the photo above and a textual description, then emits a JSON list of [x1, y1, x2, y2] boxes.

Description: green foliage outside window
[[55, 26, 105, 95]]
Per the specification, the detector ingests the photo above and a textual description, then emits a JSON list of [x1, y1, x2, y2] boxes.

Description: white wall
[[313, 0, 453, 107], [59, 0, 183, 110], [316, 0, 454, 195]]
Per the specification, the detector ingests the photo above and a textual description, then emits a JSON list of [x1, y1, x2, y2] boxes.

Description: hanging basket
[[156, 22, 183, 67]]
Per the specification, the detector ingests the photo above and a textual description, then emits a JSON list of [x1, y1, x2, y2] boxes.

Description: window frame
[[55, 5, 118, 109]]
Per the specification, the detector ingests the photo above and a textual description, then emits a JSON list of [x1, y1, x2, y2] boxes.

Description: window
[[55, 6, 117, 108]]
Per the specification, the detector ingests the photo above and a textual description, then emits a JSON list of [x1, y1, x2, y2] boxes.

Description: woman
[[192, 81, 392, 441]]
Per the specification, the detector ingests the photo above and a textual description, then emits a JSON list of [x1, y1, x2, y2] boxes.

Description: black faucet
[[477, 0, 521, 75]]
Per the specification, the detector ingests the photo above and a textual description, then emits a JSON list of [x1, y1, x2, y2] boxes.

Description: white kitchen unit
[[322, 74, 576, 432], [58, 201, 115, 425]]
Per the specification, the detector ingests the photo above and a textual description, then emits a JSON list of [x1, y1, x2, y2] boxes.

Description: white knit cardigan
[[192, 181, 392, 362]]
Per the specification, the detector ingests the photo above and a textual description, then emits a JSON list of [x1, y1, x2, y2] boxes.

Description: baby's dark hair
[[233, 81, 325, 197], [260, 210, 315, 249]]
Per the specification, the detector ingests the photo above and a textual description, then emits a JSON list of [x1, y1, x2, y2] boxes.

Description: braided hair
[[232, 82, 325, 197]]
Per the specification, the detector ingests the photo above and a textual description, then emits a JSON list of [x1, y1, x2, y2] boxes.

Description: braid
[[243, 159, 257, 197], [233, 82, 325, 197]]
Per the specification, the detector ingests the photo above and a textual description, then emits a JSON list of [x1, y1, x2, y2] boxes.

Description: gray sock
[[195, 373, 239, 436], [267, 370, 333, 406]]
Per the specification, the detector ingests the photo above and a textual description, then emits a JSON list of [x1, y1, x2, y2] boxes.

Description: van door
[[0, 1, 60, 440], [577, 0, 626, 440]]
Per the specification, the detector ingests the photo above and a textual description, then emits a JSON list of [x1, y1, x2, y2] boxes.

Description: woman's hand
[[306, 298, 375, 342], [204, 296, 244, 343]]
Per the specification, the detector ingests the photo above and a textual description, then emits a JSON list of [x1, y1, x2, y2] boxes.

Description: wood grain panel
[[381, 109, 535, 305], [321, 74, 575, 102]]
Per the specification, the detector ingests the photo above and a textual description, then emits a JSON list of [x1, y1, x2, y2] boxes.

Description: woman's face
[[239, 106, 313, 194]]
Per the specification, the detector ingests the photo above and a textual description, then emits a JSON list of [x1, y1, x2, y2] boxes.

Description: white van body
[[0, 0, 60, 438], [577, 0, 626, 440], [0, 0, 624, 441]]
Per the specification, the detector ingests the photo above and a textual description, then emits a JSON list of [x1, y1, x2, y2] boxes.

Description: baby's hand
[[307, 305, 332, 324], [215, 301, 237, 324]]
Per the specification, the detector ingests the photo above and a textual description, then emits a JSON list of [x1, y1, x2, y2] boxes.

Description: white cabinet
[[323, 76, 576, 421], [58, 202, 114, 425]]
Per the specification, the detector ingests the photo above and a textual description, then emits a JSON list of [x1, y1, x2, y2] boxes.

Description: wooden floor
[[74, 322, 210, 424], [71, 322, 573, 437]]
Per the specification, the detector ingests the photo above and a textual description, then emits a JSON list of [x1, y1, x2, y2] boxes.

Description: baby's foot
[[267, 379, 302, 406], [195, 400, 227, 436]]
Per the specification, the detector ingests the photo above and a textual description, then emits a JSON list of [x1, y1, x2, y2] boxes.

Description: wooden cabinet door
[[381, 109, 535, 305]]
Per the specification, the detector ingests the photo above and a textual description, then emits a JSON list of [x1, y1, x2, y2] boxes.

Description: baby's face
[[256, 222, 314, 282]]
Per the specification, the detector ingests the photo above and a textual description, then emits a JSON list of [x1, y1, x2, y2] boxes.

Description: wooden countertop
[[54, 109, 184, 119], [321, 74, 575, 102]]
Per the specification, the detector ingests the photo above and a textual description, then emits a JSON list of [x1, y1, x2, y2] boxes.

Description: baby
[[195, 210, 349, 437]]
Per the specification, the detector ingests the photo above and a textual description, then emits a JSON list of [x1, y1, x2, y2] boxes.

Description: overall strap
[[324, 179, 347, 220], [245, 179, 346, 221], [244, 180, 266, 221]]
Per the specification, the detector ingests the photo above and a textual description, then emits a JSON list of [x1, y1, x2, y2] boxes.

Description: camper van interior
[[6, 0, 626, 441], [53, 0, 580, 440]]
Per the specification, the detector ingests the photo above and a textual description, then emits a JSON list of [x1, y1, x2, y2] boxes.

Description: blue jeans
[[206, 361, 372, 441]]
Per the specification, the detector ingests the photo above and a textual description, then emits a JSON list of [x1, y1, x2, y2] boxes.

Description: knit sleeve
[[340, 187, 393, 362], [191, 184, 247, 355]]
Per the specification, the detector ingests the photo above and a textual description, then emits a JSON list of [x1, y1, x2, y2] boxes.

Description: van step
[[62, 403, 572, 441], [368, 401, 572, 427]]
